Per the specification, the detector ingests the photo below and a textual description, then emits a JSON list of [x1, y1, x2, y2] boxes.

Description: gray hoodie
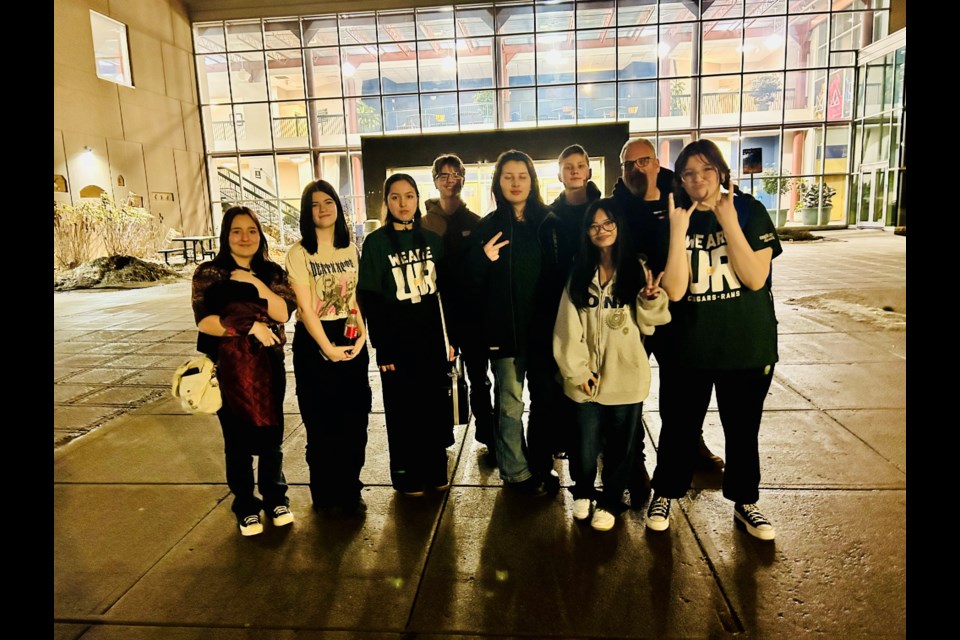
[[553, 267, 671, 405]]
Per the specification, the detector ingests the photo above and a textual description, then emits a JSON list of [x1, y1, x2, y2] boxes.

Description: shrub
[[54, 201, 96, 270]]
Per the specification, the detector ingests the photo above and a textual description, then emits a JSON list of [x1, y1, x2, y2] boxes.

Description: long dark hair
[[299, 180, 350, 253], [213, 206, 276, 276], [490, 149, 547, 221], [382, 173, 428, 257], [568, 198, 644, 310], [672, 139, 732, 209]]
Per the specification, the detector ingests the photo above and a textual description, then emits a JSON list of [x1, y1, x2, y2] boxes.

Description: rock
[[54, 256, 183, 291]]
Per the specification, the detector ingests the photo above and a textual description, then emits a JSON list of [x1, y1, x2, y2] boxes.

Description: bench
[[157, 247, 188, 265]]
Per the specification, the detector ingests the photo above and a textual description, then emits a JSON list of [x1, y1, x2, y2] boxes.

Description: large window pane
[[303, 16, 338, 47], [197, 54, 230, 104], [378, 11, 415, 42], [701, 75, 741, 128], [339, 13, 376, 46], [618, 80, 657, 132], [577, 1, 614, 30], [202, 105, 237, 152], [618, 0, 658, 26], [784, 69, 826, 122], [830, 11, 863, 50], [787, 13, 829, 69], [417, 7, 455, 40], [658, 77, 693, 130], [577, 30, 616, 83], [578, 82, 616, 123], [210, 157, 240, 213], [703, 0, 743, 20], [460, 90, 495, 130], [458, 37, 494, 89], [824, 124, 850, 174], [656, 134, 693, 171], [618, 26, 657, 80], [226, 19, 262, 51], [826, 68, 854, 121], [743, 72, 784, 125], [267, 50, 304, 100], [782, 126, 822, 177], [229, 52, 268, 102], [500, 88, 536, 128], [659, 0, 698, 23], [418, 40, 457, 92], [264, 19, 300, 49], [271, 101, 308, 149], [537, 85, 577, 124], [421, 93, 458, 131], [276, 153, 313, 212], [194, 22, 225, 53], [380, 43, 418, 95], [383, 94, 420, 133], [341, 46, 379, 96], [306, 48, 342, 99], [496, 4, 534, 35], [744, 16, 785, 72], [499, 35, 535, 87], [749, 2, 789, 18], [701, 21, 743, 74], [345, 97, 382, 146], [234, 103, 272, 151], [536, 2, 574, 32], [789, 0, 829, 12], [740, 131, 781, 210], [659, 22, 695, 77], [309, 99, 346, 148], [537, 33, 575, 85], [456, 6, 494, 37]]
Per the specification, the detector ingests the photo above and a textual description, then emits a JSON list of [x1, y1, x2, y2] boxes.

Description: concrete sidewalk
[[54, 228, 906, 639]]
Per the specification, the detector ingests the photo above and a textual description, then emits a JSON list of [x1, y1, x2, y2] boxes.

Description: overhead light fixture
[[83, 146, 93, 156]]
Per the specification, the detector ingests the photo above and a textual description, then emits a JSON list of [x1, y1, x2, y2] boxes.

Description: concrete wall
[[54, 0, 211, 236]]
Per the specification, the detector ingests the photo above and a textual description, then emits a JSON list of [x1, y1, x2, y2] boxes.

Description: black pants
[[293, 321, 371, 508], [217, 347, 288, 519], [651, 364, 775, 504], [461, 345, 495, 444], [380, 356, 451, 492]]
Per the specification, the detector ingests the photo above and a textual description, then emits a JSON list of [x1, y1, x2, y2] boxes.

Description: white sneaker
[[239, 514, 263, 536], [572, 498, 592, 521], [734, 503, 776, 540], [270, 505, 294, 527], [591, 508, 616, 532]]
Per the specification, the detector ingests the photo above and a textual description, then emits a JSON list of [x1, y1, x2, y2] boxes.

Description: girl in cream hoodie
[[553, 197, 670, 531]]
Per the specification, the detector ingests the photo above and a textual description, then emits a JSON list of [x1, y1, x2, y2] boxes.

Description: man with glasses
[[611, 138, 725, 509], [422, 154, 496, 459]]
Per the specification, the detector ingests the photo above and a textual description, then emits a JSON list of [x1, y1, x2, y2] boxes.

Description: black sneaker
[[734, 503, 776, 540], [238, 514, 263, 536], [505, 477, 548, 497], [270, 505, 294, 527], [645, 495, 671, 531]]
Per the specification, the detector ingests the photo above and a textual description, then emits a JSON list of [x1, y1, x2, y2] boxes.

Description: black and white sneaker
[[270, 505, 294, 527], [645, 495, 671, 531], [239, 514, 263, 536], [734, 503, 776, 540]]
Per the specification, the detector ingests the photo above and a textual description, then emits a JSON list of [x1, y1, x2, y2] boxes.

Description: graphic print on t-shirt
[[686, 230, 743, 303], [388, 246, 437, 303], [309, 258, 357, 317]]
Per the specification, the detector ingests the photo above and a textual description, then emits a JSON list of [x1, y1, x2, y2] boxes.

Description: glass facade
[[194, 1, 892, 237]]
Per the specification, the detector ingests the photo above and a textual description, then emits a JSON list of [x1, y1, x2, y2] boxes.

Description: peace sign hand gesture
[[643, 265, 665, 300], [483, 231, 510, 262]]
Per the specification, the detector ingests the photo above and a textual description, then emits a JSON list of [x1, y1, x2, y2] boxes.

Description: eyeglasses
[[588, 220, 617, 234], [680, 166, 719, 183], [620, 156, 655, 170], [435, 172, 464, 182]]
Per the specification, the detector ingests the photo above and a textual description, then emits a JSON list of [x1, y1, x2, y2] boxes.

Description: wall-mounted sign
[[742, 148, 762, 175], [54, 175, 68, 192], [152, 192, 175, 202]]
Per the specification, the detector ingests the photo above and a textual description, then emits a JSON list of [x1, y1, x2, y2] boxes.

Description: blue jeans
[[490, 356, 557, 483], [570, 402, 641, 514]]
